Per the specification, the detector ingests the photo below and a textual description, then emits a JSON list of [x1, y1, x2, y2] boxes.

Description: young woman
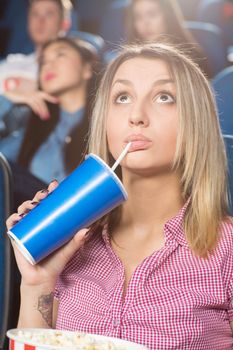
[[126, 0, 213, 78], [7, 43, 233, 349], [0, 36, 100, 184]]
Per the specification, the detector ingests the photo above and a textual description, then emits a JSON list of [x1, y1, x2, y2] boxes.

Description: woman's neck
[[119, 171, 184, 232], [58, 87, 87, 113], [35, 43, 44, 57]]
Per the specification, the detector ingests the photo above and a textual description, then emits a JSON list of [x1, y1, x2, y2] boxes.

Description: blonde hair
[[88, 43, 229, 257]]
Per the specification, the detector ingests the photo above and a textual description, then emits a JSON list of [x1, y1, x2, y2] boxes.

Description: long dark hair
[[126, 0, 194, 44], [126, 0, 213, 77], [18, 37, 101, 175]]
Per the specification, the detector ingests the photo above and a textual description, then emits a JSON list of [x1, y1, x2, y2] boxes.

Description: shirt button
[[112, 318, 120, 327], [65, 136, 72, 144]]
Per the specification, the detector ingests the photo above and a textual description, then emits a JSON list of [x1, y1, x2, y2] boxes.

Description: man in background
[[0, 0, 65, 95]]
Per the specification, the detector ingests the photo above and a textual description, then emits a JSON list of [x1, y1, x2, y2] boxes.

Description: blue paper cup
[[7, 154, 127, 264]]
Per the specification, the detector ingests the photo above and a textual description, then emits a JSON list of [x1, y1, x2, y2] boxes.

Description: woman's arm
[[52, 299, 59, 328], [230, 321, 233, 333], [18, 282, 56, 328], [19, 285, 59, 328], [6, 181, 88, 329]]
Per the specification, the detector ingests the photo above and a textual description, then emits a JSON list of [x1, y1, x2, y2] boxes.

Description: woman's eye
[[156, 93, 175, 104], [115, 94, 131, 104], [57, 52, 66, 58]]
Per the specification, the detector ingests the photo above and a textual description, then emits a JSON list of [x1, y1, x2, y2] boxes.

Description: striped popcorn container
[[9, 338, 46, 350], [8, 329, 52, 350], [7, 329, 149, 350]]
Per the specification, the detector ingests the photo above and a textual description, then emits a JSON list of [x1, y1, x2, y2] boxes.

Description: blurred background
[[0, 0, 226, 56], [0, 1, 233, 349]]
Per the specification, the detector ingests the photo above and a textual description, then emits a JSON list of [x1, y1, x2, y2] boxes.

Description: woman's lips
[[124, 135, 152, 152], [128, 140, 152, 152], [44, 73, 56, 81]]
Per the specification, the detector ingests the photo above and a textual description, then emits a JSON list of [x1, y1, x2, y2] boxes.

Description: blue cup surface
[[8, 154, 127, 264]]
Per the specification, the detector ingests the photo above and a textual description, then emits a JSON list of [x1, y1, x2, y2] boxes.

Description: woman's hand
[[6, 180, 88, 288], [4, 89, 58, 120]]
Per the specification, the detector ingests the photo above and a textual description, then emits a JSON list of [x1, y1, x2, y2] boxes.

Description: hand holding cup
[[7, 154, 128, 265], [6, 180, 88, 287]]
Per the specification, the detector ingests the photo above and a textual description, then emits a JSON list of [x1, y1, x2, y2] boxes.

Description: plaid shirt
[[55, 205, 233, 349]]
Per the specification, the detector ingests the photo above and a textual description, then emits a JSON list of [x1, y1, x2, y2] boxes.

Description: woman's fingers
[[31, 179, 59, 202], [31, 92, 58, 120], [17, 180, 57, 216], [55, 228, 89, 266], [17, 200, 38, 215], [6, 180, 59, 231], [40, 91, 59, 104], [48, 179, 59, 193], [6, 200, 40, 230], [6, 90, 58, 120], [27, 96, 50, 120], [17, 180, 58, 214], [6, 213, 24, 230], [32, 188, 49, 202]]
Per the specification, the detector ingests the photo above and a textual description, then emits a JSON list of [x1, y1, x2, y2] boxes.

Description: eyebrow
[[112, 78, 174, 88], [40, 45, 68, 60], [52, 45, 69, 51]]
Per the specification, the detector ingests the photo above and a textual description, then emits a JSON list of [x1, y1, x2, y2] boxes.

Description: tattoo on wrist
[[37, 292, 54, 327]]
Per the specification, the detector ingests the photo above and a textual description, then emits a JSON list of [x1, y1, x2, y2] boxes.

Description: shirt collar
[[164, 199, 190, 249], [102, 199, 191, 249], [60, 107, 84, 123]]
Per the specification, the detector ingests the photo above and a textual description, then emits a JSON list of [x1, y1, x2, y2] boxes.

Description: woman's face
[[39, 42, 91, 95], [107, 57, 178, 176], [132, 0, 166, 42]]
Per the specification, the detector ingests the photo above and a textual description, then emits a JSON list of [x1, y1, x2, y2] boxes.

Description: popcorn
[[15, 329, 125, 350]]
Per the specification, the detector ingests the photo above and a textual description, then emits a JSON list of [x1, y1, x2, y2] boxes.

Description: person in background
[[6, 43, 233, 349], [0, 37, 100, 208], [0, 0, 65, 122], [125, 0, 213, 78]]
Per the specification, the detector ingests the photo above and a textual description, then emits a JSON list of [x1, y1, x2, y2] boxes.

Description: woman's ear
[[83, 63, 93, 81]]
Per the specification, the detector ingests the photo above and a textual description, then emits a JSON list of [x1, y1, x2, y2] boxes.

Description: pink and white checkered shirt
[[55, 205, 233, 349]]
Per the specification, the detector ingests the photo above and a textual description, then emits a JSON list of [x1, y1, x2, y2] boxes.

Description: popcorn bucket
[[7, 328, 149, 350]]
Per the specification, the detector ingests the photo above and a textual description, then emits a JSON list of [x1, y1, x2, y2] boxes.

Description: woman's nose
[[129, 102, 149, 127], [42, 58, 55, 71]]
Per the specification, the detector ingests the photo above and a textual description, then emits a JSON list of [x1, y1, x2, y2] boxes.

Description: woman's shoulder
[[220, 216, 233, 232], [218, 217, 233, 251], [212, 219, 233, 282]]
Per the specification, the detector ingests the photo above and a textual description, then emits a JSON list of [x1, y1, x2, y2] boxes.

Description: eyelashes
[[111, 89, 176, 105], [112, 90, 130, 104], [155, 91, 176, 104]]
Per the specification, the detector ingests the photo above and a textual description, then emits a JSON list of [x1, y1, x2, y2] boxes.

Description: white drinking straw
[[111, 142, 131, 171]]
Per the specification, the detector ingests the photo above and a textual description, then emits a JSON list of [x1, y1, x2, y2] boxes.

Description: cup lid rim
[[7, 230, 36, 265], [86, 153, 128, 200]]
